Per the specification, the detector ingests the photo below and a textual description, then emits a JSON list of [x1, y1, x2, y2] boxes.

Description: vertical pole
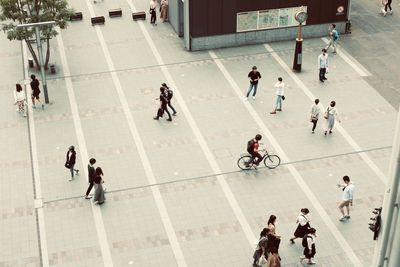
[[373, 105, 400, 267], [183, 0, 190, 50], [35, 26, 49, 104]]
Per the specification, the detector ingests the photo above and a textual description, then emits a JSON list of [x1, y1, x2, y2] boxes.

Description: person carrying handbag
[[290, 208, 311, 243], [324, 100, 341, 135]]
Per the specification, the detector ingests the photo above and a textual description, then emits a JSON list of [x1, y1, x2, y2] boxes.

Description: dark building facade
[[169, 0, 351, 50]]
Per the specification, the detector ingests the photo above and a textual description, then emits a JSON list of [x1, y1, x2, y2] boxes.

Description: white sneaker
[[339, 216, 347, 221], [308, 259, 316, 265], [244, 97, 248, 101], [68, 177, 73, 181], [252, 96, 256, 100]]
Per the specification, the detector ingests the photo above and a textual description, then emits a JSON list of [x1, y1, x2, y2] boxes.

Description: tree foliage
[[0, 0, 74, 68]]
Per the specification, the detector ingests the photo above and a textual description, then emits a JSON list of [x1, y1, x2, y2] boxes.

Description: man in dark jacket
[[85, 158, 96, 199], [65, 145, 79, 181], [153, 87, 172, 121], [162, 83, 177, 116]]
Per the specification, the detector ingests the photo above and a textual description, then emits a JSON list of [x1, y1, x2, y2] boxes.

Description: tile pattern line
[[264, 43, 387, 184], [22, 41, 50, 267], [84, 1, 188, 266], [43, 43, 326, 82], [42, 145, 392, 205], [209, 50, 363, 266], [128, 0, 258, 251], [55, 29, 114, 267]]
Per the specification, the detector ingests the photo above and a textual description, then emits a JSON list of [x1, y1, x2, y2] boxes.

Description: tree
[[0, 0, 74, 69]]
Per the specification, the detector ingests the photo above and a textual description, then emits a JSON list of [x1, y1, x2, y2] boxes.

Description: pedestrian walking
[[300, 228, 317, 265], [310, 99, 321, 133], [253, 228, 270, 267], [323, 100, 341, 135], [153, 87, 172, 121], [93, 167, 106, 205], [149, 0, 157, 25], [270, 77, 285, 114], [160, 0, 168, 22], [325, 24, 339, 53], [245, 66, 262, 100], [85, 158, 96, 199], [162, 83, 177, 115], [318, 49, 329, 82], [13, 83, 27, 117], [30, 74, 44, 109], [337, 175, 355, 221], [290, 208, 311, 243], [267, 215, 281, 253], [65, 145, 79, 181], [382, 0, 393, 15]]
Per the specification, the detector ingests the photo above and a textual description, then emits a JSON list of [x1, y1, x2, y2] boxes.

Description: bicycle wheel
[[237, 155, 253, 170], [263, 154, 281, 169]]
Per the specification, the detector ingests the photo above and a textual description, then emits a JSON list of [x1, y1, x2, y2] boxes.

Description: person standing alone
[[30, 74, 44, 109], [65, 146, 79, 181], [337, 175, 355, 221], [245, 66, 261, 100], [270, 77, 285, 114], [310, 99, 321, 133], [318, 49, 329, 82], [85, 158, 96, 199]]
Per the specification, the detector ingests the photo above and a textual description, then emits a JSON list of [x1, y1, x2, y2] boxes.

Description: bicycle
[[237, 148, 281, 170]]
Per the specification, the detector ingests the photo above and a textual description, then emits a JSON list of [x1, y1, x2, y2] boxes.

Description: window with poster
[[237, 6, 307, 32]]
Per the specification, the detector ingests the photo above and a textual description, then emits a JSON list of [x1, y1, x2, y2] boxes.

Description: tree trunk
[[44, 38, 50, 70], [24, 39, 40, 70]]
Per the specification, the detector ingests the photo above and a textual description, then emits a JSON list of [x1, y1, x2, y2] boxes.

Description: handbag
[[64, 162, 70, 169], [281, 95, 285, 101], [323, 107, 330, 119], [258, 255, 268, 265]]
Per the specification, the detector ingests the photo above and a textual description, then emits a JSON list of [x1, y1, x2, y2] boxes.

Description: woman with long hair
[[93, 167, 106, 204], [14, 83, 27, 117]]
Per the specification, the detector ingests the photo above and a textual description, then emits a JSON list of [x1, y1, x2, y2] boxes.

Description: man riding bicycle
[[247, 134, 263, 166]]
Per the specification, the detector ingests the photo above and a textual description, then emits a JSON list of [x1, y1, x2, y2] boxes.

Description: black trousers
[[167, 100, 176, 114], [385, 0, 392, 11], [311, 119, 318, 132], [150, 10, 156, 24], [156, 104, 172, 119], [86, 181, 94, 196], [319, 68, 326, 81], [250, 151, 263, 165]]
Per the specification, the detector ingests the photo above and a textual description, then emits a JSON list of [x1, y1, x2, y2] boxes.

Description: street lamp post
[[293, 9, 308, 72], [17, 21, 55, 104]]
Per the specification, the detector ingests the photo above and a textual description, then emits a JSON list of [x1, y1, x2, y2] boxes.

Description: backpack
[[166, 89, 173, 100], [302, 235, 313, 247], [247, 139, 254, 152], [333, 30, 339, 41]]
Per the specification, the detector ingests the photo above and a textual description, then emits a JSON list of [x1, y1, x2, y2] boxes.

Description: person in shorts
[[337, 176, 355, 221], [30, 74, 44, 109]]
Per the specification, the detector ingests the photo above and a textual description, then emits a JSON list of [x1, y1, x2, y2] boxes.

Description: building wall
[[189, 0, 349, 38], [168, 0, 184, 37]]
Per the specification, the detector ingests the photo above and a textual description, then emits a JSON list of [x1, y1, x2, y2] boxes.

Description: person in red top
[[247, 134, 263, 166]]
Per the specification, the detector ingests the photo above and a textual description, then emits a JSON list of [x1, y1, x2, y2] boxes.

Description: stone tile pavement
[[0, 0, 398, 266]]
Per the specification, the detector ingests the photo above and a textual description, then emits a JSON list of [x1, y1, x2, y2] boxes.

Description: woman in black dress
[[290, 208, 311, 243]]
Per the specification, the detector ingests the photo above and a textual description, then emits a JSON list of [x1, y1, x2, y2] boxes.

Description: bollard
[[345, 20, 352, 34], [28, 58, 34, 68], [50, 64, 56, 74]]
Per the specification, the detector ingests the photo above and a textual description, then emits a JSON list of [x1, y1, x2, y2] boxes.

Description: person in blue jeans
[[245, 66, 261, 100]]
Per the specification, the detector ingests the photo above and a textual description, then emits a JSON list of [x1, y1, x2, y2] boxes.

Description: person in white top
[[300, 227, 317, 264], [14, 83, 27, 117], [149, 0, 157, 25], [337, 175, 355, 221], [310, 99, 321, 134], [290, 208, 311, 244], [318, 49, 328, 82], [324, 100, 341, 135], [270, 77, 284, 114]]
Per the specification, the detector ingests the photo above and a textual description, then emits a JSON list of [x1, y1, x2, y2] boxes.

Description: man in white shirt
[[270, 77, 284, 114], [337, 176, 355, 221], [318, 49, 328, 82]]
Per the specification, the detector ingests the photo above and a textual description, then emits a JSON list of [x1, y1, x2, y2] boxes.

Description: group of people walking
[[149, 0, 169, 25], [64, 147, 106, 204]]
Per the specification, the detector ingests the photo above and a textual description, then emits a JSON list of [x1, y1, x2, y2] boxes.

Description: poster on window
[[237, 11, 258, 32]]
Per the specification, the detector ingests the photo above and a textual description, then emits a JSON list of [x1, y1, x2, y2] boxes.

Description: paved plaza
[[1, 0, 400, 266]]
